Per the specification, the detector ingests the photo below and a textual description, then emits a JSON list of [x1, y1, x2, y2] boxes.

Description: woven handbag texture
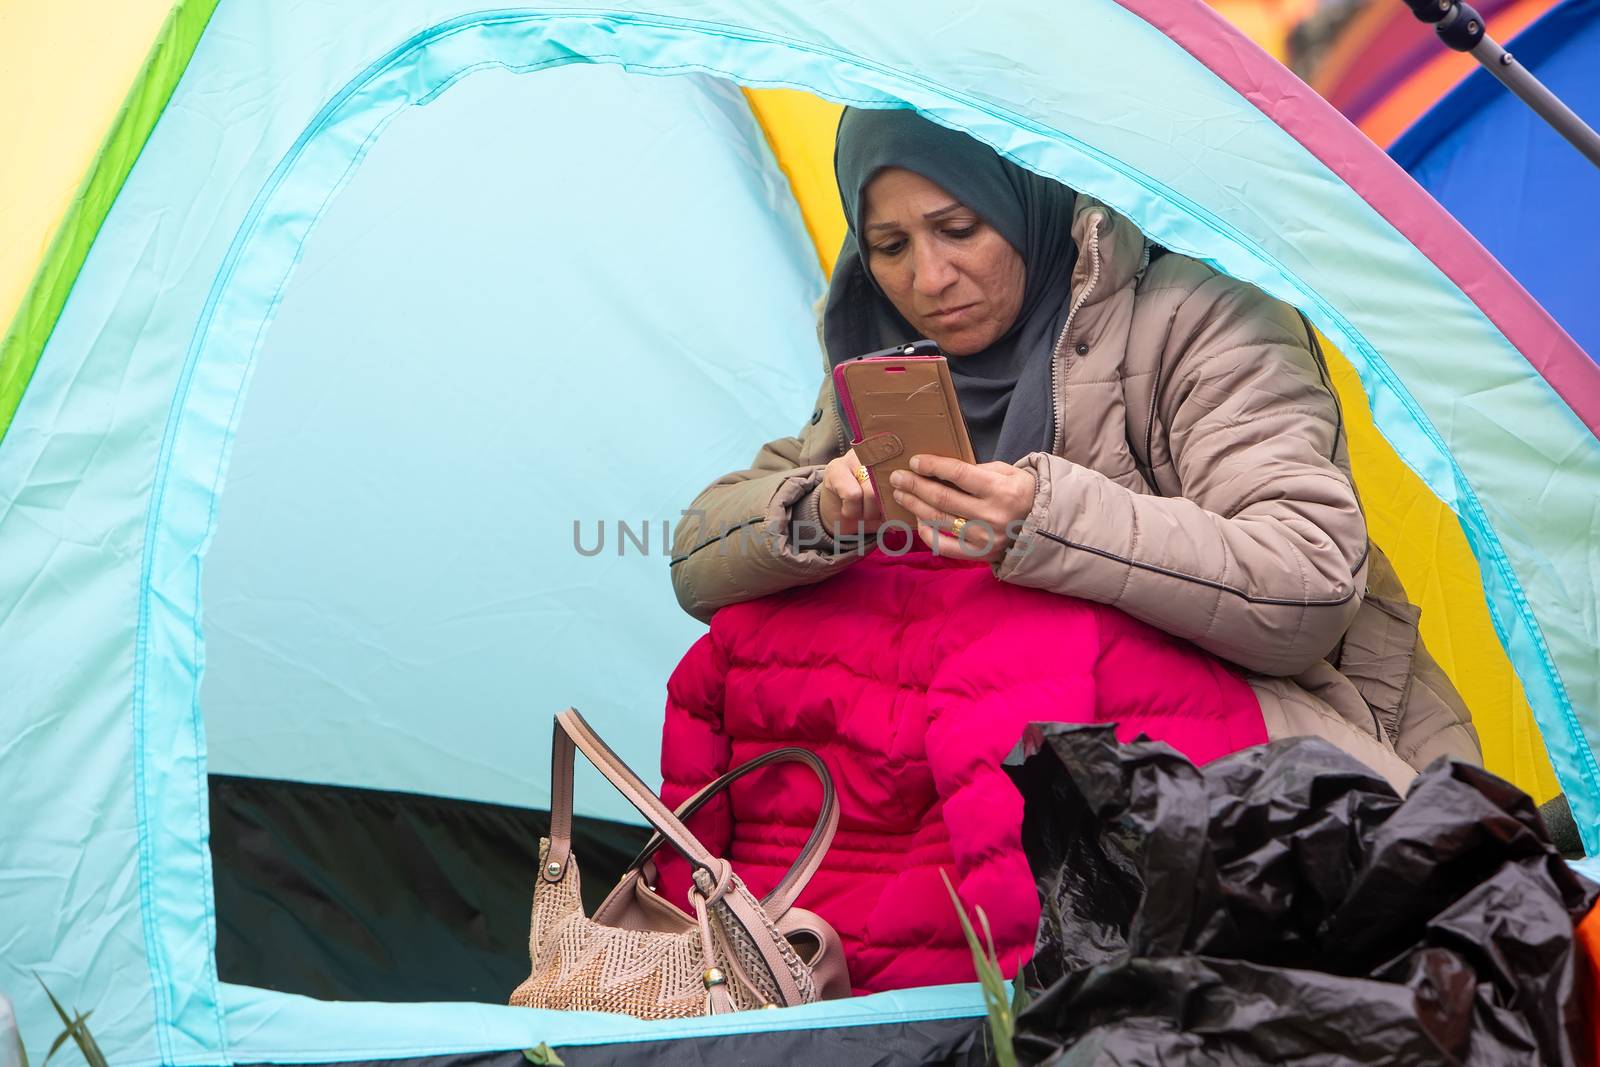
[[509, 840, 814, 1018]]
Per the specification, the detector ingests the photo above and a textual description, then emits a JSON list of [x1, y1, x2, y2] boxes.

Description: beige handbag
[[509, 708, 851, 1017]]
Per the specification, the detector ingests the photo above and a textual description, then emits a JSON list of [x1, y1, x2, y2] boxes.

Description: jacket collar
[[1069, 195, 1150, 311]]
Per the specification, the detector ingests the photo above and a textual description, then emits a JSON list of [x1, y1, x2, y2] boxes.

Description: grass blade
[[30, 978, 70, 1034], [32, 977, 108, 1067], [941, 870, 1019, 1067], [70, 1015, 108, 1067]]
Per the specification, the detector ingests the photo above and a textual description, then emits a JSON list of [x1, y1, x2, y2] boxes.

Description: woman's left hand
[[889, 455, 1037, 562]]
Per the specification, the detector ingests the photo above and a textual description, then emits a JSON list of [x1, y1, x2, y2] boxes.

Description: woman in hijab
[[670, 105, 1477, 798], [656, 106, 1478, 993]]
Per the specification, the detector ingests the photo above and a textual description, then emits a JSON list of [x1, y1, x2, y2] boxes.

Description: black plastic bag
[[1007, 725, 1597, 1066]]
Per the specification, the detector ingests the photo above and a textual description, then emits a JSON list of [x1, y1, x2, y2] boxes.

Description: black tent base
[[238, 1015, 987, 1067], [210, 774, 653, 1003], [211, 775, 991, 1066]]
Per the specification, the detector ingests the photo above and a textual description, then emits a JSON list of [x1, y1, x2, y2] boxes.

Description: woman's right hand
[[818, 449, 885, 541]]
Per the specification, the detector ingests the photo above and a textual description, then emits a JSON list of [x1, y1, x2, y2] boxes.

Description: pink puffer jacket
[[657, 543, 1265, 994]]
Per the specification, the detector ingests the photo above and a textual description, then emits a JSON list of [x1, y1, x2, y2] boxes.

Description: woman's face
[[860, 167, 1026, 356]]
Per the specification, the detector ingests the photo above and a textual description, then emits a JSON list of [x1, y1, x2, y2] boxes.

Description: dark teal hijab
[[824, 108, 1078, 464]]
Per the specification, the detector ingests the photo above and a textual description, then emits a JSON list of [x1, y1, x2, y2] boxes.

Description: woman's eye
[[944, 225, 976, 239], [871, 240, 906, 256]]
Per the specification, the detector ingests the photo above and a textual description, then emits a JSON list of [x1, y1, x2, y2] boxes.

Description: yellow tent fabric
[[1324, 342, 1560, 800], [0, 0, 175, 334], [741, 89, 847, 277]]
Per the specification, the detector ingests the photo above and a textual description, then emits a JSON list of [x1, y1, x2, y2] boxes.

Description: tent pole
[[1401, 0, 1600, 171], [1468, 36, 1600, 169]]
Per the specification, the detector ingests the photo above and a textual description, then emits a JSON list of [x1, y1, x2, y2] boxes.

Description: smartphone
[[832, 341, 976, 528]]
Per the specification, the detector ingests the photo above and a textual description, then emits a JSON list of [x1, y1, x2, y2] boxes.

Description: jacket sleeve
[[996, 277, 1368, 676], [670, 371, 861, 622]]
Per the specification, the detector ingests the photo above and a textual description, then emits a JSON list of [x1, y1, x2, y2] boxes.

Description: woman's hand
[[889, 455, 1037, 562], [818, 449, 886, 541]]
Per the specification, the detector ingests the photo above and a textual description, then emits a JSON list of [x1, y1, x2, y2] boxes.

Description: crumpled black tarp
[[1006, 725, 1598, 1067]]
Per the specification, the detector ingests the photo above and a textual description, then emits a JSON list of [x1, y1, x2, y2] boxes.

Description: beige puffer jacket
[[669, 196, 1480, 789]]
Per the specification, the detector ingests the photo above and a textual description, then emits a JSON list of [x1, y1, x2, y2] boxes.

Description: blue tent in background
[[1390, 0, 1600, 361]]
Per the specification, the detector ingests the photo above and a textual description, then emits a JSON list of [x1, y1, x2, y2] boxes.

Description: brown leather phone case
[[833, 351, 976, 528]]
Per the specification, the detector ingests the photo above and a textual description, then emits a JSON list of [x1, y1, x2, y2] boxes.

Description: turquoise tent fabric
[[1, 0, 1597, 1062], [199, 63, 824, 821], [218, 980, 986, 1062]]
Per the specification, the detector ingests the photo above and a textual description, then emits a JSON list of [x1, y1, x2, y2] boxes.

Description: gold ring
[[950, 516, 968, 537], [854, 465, 870, 485]]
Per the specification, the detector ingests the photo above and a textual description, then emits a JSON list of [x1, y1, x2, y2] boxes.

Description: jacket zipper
[[1049, 213, 1105, 456]]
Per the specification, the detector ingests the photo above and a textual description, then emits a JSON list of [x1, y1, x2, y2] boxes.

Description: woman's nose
[[910, 241, 958, 297]]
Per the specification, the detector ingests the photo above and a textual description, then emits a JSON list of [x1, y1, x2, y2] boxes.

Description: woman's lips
[[927, 303, 977, 322]]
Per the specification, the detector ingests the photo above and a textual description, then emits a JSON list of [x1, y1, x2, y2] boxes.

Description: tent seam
[[120, 7, 226, 1064]]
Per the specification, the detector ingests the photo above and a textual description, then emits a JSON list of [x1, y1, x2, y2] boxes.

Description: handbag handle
[[626, 745, 839, 917], [543, 709, 823, 1013], [544, 708, 726, 882]]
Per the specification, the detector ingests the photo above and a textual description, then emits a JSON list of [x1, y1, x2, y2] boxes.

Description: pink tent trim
[[1112, 0, 1600, 438]]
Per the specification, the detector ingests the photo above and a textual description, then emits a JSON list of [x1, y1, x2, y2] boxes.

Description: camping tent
[[3, 0, 1598, 1062], [1389, 0, 1600, 362]]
